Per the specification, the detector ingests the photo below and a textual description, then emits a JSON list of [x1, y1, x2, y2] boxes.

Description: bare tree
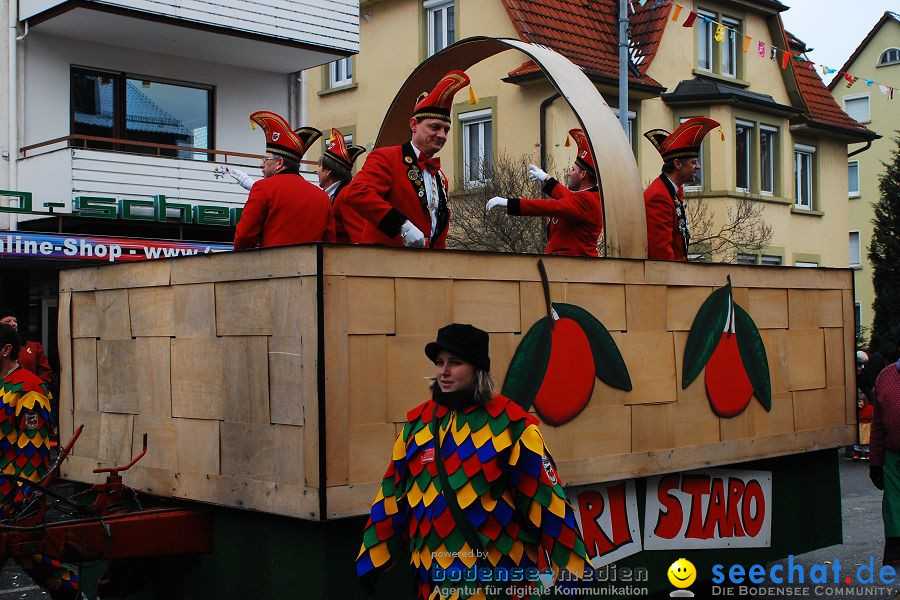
[[685, 191, 773, 263], [446, 153, 553, 253]]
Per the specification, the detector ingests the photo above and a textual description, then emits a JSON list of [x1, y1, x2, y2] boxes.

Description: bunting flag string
[[666, 3, 896, 100]]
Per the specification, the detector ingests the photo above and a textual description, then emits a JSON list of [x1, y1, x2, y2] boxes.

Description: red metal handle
[[93, 433, 148, 474]]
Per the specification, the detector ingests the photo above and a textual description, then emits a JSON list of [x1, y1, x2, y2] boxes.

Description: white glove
[[485, 196, 508, 213], [216, 166, 255, 190], [400, 220, 426, 248], [528, 164, 550, 182]]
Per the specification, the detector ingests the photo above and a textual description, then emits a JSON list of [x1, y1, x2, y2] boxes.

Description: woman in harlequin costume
[[0, 324, 78, 598], [356, 323, 589, 599]]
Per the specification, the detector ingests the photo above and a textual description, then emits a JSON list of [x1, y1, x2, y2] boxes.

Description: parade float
[[33, 38, 853, 598]]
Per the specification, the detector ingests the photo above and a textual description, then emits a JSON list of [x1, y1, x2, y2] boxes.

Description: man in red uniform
[[642, 117, 720, 261], [233, 111, 335, 250], [342, 70, 472, 249], [318, 128, 367, 243], [485, 128, 603, 257], [0, 309, 52, 386]]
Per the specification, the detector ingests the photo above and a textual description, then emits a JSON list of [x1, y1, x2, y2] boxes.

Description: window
[[612, 108, 637, 147], [737, 253, 782, 266], [681, 116, 704, 191], [736, 253, 756, 265], [735, 120, 753, 192], [795, 261, 818, 267], [722, 17, 740, 77], [759, 126, 777, 195], [425, 0, 455, 57], [696, 10, 715, 71], [794, 144, 815, 209], [71, 67, 212, 160], [850, 231, 861, 267], [460, 109, 492, 186], [760, 254, 782, 266], [843, 94, 870, 123], [849, 161, 860, 197], [879, 48, 900, 66], [329, 57, 353, 88]]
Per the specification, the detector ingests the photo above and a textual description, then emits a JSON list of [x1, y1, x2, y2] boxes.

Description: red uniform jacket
[[332, 181, 367, 244], [18, 341, 52, 385], [644, 174, 688, 261], [234, 172, 335, 250], [341, 143, 449, 248], [508, 178, 603, 257]]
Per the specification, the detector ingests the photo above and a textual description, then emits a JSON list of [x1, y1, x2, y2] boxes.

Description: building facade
[[305, 0, 874, 266], [828, 11, 899, 338]]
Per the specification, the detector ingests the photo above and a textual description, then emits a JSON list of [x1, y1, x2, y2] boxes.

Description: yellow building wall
[[306, 0, 861, 273], [831, 18, 900, 336]]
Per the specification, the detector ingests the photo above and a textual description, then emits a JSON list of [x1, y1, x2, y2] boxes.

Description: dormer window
[[878, 48, 900, 67]]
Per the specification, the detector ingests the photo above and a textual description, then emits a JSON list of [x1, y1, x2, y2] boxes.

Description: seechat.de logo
[[668, 558, 697, 597]]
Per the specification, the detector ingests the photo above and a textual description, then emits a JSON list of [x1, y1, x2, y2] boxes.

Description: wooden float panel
[[58, 245, 855, 521]]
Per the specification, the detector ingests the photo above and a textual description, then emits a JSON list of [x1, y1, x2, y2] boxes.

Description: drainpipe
[[299, 71, 307, 126], [848, 140, 872, 158], [618, 0, 629, 134], [539, 92, 560, 171], [7, 0, 17, 230]]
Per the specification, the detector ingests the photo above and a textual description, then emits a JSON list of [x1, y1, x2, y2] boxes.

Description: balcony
[[19, 0, 359, 72]]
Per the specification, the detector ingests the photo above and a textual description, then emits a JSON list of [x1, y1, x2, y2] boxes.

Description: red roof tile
[[500, 0, 668, 88], [785, 30, 875, 137]]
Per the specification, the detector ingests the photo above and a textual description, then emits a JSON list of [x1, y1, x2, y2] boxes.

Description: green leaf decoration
[[734, 303, 772, 411], [501, 316, 552, 411], [553, 303, 632, 391], [682, 282, 731, 389]]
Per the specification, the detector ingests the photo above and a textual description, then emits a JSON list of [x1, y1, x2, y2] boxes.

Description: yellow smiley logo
[[667, 558, 696, 589]]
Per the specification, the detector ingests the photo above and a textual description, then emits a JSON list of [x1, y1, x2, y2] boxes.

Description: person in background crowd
[[0, 309, 52, 386], [343, 70, 473, 249], [318, 128, 367, 243], [486, 128, 603, 257], [356, 323, 589, 599], [233, 110, 335, 250], [642, 117, 720, 261]]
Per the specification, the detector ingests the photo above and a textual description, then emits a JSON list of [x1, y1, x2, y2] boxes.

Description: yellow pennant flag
[[714, 23, 725, 42], [469, 84, 478, 106], [564, 135, 571, 148], [671, 4, 683, 21], [742, 35, 751, 53]]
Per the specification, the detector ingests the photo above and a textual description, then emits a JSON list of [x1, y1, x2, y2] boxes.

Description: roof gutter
[[848, 139, 874, 158], [502, 70, 664, 95]]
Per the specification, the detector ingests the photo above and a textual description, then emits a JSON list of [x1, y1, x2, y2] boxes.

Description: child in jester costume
[[356, 324, 589, 599], [0, 324, 78, 597]]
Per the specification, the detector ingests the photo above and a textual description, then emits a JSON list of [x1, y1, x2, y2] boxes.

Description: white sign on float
[[570, 480, 642, 568], [643, 468, 772, 550]]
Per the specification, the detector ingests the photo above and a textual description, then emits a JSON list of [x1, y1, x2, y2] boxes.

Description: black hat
[[425, 323, 490, 372]]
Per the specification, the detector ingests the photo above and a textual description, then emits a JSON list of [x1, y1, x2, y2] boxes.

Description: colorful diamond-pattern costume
[[357, 394, 588, 599], [1, 367, 79, 594]]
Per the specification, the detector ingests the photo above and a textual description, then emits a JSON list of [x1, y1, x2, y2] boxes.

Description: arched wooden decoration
[[375, 36, 648, 259]]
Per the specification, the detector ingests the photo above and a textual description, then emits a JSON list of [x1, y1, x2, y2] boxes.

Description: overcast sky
[[779, 0, 895, 77]]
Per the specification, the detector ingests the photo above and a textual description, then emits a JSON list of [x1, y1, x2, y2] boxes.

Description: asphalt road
[[0, 455, 893, 600]]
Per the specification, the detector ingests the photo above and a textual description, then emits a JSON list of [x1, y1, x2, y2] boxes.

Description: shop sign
[[0, 231, 231, 262], [643, 468, 772, 550], [570, 480, 642, 568]]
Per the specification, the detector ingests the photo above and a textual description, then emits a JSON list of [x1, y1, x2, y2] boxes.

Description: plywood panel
[[824, 328, 845, 390], [132, 415, 177, 470], [173, 284, 216, 338], [786, 329, 826, 391], [72, 338, 98, 413], [97, 340, 138, 414], [539, 420, 575, 461], [346, 277, 395, 334], [96, 289, 132, 340], [386, 336, 433, 423], [672, 331, 708, 404], [71, 411, 101, 457], [759, 329, 789, 394], [269, 336, 304, 426], [608, 331, 676, 405], [127, 465, 176, 497], [666, 286, 713, 331], [324, 276, 350, 486], [128, 287, 175, 337], [71, 292, 98, 338], [60, 260, 170, 292], [175, 418, 220, 474], [171, 338, 225, 420], [270, 278, 304, 339], [216, 280, 274, 336], [299, 277, 319, 488], [625, 285, 667, 332], [395, 278, 453, 335], [631, 401, 719, 452], [220, 422, 276, 481], [222, 337, 270, 423], [57, 292, 74, 444], [174, 471, 318, 520], [843, 289, 857, 419], [135, 337, 172, 417], [644, 260, 849, 290], [560, 405, 631, 458], [789, 289, 843, 329], [170, 245, 317, 284], [348, 424, 396, 484], [564, 284, 627, 331], [747, 288, 788, 329], [60, 455, 104, 485], [98, 413, 134, 466], [720, 392, 794, 441], [348, 335, 388, 426], [488, 333, 518, 389], [273, 424, 305, 486], [453, 280, 520, 332], [520, 281, 564, 332], [793, 387, 845, 431], [731, 287, 750, 311]]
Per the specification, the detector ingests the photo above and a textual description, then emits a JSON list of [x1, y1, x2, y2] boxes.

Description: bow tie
[[417, 156, 441, 175]]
